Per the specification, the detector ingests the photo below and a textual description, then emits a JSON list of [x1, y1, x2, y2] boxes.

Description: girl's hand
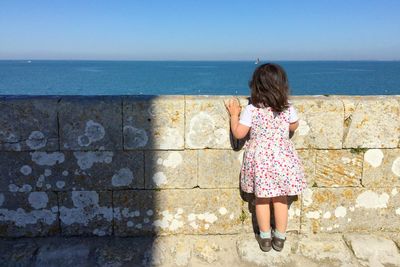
[[224, 98, 241, 117]]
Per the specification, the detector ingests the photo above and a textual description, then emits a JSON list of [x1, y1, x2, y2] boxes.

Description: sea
[[0, 60, 399, 95]]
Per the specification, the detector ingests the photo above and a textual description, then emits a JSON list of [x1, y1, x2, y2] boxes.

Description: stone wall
[[0, 95, 399, 237]]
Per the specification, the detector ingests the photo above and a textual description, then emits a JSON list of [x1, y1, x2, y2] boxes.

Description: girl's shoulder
[[244, 103, 257, 111]]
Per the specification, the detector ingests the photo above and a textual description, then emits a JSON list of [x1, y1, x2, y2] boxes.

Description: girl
[[225, 63, 307, 252]]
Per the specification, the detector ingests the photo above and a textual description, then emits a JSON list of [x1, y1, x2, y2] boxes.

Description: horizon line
[[1, 58, 399, 62]]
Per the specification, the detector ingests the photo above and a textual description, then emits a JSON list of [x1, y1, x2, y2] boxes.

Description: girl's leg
[[272, 195, 288, 233], [255, 197, 271, 233]]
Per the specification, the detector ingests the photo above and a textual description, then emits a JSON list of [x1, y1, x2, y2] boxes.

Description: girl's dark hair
[[249, 63, 290, 112]]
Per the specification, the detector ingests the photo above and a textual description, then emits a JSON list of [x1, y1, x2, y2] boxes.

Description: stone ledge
[[1, 233, 399, 267], [1, 95, 399, 151]]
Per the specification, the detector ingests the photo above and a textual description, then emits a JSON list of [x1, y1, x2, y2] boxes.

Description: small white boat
[[27, 60, 32, 63], [255, 58, 260, 64]]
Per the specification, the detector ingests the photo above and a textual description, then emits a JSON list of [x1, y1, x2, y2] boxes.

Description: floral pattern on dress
[[240, 106, 307, 198]]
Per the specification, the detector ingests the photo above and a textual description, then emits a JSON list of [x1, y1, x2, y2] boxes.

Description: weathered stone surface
[[297, 149, 316, 186], [0, 151, 65, 192], [301, 187, 400, 233], [145, 150, 197, 189], [315, 150, 363, 187], [185, 96, 232, 149], [343, 234, 400, 267], [339, 96, 363, 120], [198, 150, 242, 188], [63, 151, 144, 190], [190, 235, 242, 266], [141, 235, 244, 266], [343, 97, 400, 148], [0, 96, 59, 151], [296, 234, 358, 266], [36, 242, 91, 267], [123, 95, 184, 150], [362, 148, 400, 187], [0, 151, 144, 192], [94, 236, 154, 266], [0, 239, 39, 266], [390, 232, 400, 248], [59, 96, 122, 150], [290, 97, 344, 149], [0, 191, 59, 237], [2, 233, 400, 267], [236, 233, 298, 266], [286, 196, 302, 232], [58, 191, 113, 236], [113, 189, 242, 236]]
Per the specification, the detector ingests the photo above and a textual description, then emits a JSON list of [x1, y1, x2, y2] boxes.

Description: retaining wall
[[0, 95, 399, 237]]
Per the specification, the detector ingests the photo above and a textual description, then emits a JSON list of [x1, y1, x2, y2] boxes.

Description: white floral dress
[[239, 104, 307, 198]]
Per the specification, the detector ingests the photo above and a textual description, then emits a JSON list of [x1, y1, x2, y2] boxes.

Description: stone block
[[237, 233, 298, 266], [0, 151, 144, 192], [315, 150, 363, 187], [134, 234, 244, 266], [297, 149, 316, 186], [123, 95, 184, 150], [59, 96, 122, 150], [362, 148, 400, 187], [198, 150, 242, 188], [290, 97, 344, 149], [296, 234, 358, 266], [301, 187, 400, 233], [145, 150, 197, 189], [0, 191, 59, 237], [58, 191, 113, 236], [185, 96, 233, 149], [63, 151, 144, 190], [0, 151, 67, 192], [36, 242, 91, 266], [0, 240, 38, 266], [343, 96, 400, 148], [113, 189, 242, 236], [94, 236, 154, 266], [0, 96, 59, 151], [343, 234, 400, 267]]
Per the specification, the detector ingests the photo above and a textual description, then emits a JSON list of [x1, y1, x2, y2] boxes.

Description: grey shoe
[[272, 236, 286, 252], [257, 235, 272, 252]]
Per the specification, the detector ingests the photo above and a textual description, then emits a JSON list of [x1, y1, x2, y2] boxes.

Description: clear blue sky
[[0, 0, 399, 60]]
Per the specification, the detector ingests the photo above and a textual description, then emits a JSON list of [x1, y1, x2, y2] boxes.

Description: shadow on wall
[[0, 95, 161, 264]]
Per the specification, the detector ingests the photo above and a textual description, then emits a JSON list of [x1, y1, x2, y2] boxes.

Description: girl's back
[[240, 103, 297, 144], [225, 62, 307, 252]]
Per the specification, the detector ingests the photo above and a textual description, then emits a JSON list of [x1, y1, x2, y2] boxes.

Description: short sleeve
[[239, 105, 253, 127], [288, 104, 299, 123]]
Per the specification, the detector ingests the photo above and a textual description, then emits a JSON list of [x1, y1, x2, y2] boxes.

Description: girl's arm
[[289, 121, 299, 132], [225, 98, 250, 139], [288, 103, 299, 132], [230, 115, 250, 139]]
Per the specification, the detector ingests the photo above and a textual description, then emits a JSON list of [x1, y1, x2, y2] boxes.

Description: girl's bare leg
[[272, 196, 288, 233], [255, 197, 271, 232]]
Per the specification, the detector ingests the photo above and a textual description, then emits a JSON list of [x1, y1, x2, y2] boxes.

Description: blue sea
[[0, 60, 399, 95]]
